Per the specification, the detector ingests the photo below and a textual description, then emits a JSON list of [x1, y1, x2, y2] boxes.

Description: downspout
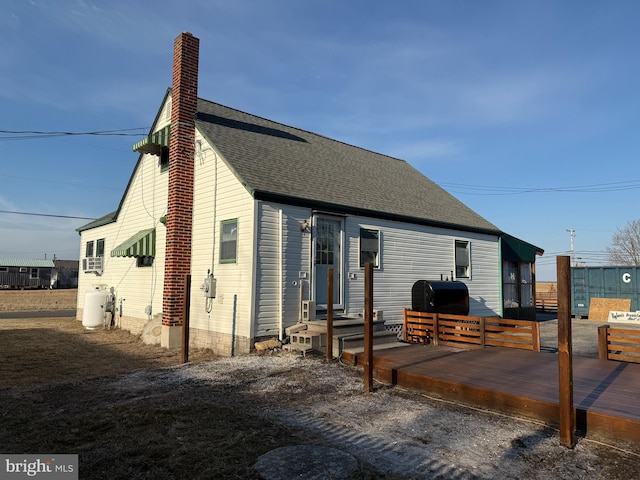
[[278, 208, 284, 341], [498, 237, 504, 318], [248, 200, 259, 348]]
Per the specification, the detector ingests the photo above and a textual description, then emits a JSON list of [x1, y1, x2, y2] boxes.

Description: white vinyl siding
[[189, 132, 255, 341], [254, 202, 311, 337], [77, 112, 171, 321], [344, 216, 500, 324]]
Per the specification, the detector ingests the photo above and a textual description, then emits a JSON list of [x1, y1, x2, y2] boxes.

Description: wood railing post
[[402, 308, 408, 342], [364, 262, 374, 394], [598, 324, 610, 361], [433, 313, 440, 346], [532, 321, 540, 352], [326, 268, 334, 361], [557, 255, 575, 448], [479, 317, 486, 348]]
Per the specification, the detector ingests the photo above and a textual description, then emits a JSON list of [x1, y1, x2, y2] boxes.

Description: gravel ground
[[2, 314, 639, 479]]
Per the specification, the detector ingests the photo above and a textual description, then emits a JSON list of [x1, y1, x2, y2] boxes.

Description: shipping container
[[571, 266, 640, 317]]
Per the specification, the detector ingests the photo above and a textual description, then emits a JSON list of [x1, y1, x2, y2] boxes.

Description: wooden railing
[[598, 325, 640, 363], [535, 292, 558, 312], [403, 309, 540, 352]]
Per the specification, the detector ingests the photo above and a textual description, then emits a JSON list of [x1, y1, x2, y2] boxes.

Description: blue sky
[[2, 0, 639, 281]]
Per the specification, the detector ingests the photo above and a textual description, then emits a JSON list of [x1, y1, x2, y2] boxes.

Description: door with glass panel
[[313, 215, 343, 310]]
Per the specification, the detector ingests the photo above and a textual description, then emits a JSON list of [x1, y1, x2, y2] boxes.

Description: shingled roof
[[196, 98, 500, 234]]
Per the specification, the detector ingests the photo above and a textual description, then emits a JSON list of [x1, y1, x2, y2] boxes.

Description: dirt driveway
[[1, 314, 639, 479]]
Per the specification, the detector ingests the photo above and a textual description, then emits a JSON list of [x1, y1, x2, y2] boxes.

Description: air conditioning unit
[[82, 257, 103, 275]]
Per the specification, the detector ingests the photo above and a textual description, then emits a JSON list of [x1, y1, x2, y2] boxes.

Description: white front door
[[313, 215, 343, 310]]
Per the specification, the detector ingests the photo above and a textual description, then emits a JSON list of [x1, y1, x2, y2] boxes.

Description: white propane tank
[[83, 289, 107, 329]]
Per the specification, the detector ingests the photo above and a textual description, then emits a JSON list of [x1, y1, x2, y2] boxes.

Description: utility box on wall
[[571, 267, 639, 318]]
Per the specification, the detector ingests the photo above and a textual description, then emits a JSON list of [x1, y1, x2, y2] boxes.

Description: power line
[[0, 128, 149, 141], [0, 210, 96, 220], [440, 179, 640, 195], [0, 174, 121, 190]]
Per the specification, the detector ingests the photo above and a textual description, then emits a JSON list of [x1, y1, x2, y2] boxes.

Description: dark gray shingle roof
[[196, 99, 500, 234]]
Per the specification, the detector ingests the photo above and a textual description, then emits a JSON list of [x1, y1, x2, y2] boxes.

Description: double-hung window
[[85, 239, 105, 258], [455, 240, 470, 279], [85, 241, 94, 258], [220, 219, 238, 264], [359, 228, 380, 268]]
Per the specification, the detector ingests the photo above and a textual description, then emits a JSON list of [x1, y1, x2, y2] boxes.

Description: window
[[220, 219, 238, 263], [503, 261, 519, 308], [359, 228, 380, 267], [136, 256, 154, 268], [160, 146, 169, 171], [455, 240, 470, 278], [502, 260, 533, 308], [0, 267, 7, 273], [30, 268, 39, 279], [96, 238, 105, 257], [85, 241, 94, 258]]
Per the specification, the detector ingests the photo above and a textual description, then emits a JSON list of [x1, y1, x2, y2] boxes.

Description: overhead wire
[[440, 179, 640, 195], [0, 128, 148, 141], [0, 210, 96, 220]]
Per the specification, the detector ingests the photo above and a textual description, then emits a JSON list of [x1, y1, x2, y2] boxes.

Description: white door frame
[[312, 214, 344, 310]]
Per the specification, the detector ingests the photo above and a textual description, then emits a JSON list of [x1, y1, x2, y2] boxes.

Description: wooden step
[[333, 330, 400, 358]]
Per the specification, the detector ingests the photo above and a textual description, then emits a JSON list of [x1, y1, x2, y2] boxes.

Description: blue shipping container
[[571, 266, 640, 317]]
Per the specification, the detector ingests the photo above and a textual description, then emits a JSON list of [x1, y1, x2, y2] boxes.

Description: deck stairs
[[283, 312, 406, 358]]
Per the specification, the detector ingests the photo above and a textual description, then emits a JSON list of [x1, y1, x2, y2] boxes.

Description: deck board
[[352, 344, 640, 443]]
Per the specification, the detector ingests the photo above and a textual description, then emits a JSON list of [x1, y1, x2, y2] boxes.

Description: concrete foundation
[[161, 325, 183, 349], [77, 308, 252, 356]]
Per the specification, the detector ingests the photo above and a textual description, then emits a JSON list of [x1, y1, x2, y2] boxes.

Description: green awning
[[111, 228, 156, 258], [501, 233, 543, 262], [132, 125, 171, 155]]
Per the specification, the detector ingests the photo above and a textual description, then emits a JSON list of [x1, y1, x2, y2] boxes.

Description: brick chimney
[[162, 32, 199, 348]]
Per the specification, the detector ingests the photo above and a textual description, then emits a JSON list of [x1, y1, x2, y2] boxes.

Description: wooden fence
[[403, 309, 541, 352], [535, 291, 558, 312], [598, 325, 640, 363]]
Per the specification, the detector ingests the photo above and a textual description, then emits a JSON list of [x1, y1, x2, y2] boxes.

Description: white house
[[76, 32, 542, 356]]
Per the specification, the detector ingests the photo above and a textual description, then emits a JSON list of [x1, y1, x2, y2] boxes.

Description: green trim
[[501, 233, 543, 262], [132, 125, 171, 154], [110, 228, 156, 258]]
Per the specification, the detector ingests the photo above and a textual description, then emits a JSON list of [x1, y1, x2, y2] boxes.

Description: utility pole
[[566, 229, 575, 267]]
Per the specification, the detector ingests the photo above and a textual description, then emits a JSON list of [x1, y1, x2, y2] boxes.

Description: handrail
[[598, 324, 640, 363]]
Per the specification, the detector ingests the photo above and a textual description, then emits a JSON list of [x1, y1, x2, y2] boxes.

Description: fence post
[[433, 313, 440, 346], [557, 255, 575, 448], [532, 321, 540, 352], [402, 308, 408, 342], [364, 262, 374, 394], [326, 268, 334, 361], [479, 317, 486, 348], [598, 324, 610, 361]]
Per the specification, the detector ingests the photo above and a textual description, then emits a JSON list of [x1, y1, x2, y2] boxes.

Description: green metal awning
[[111, 228, 156, 258], [501, 233, 544, 262], [132, 125, 171, 155]]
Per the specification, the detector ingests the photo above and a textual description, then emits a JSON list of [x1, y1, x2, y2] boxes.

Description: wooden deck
[[349, 344, 640, 444]]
